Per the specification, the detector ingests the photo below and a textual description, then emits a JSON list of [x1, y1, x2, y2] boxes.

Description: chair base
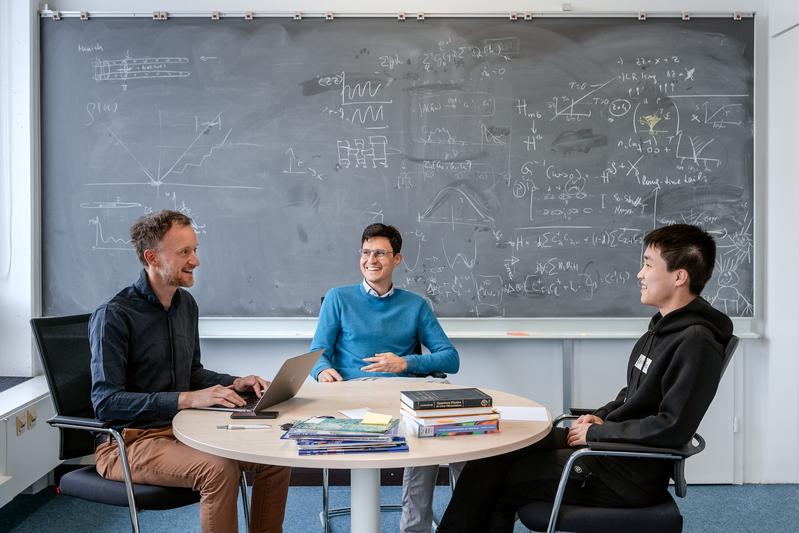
[[517, 497, 683, 533]]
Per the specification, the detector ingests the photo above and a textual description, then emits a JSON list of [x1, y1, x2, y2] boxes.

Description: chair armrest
[[47, 415, 110, 430], [587, 433, 705, 459], [552, 414, 579, 427], [408, 371, 447, 379], [552, 408, 596, 427]]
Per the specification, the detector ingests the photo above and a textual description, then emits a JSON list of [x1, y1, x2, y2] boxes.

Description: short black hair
[[361, 223, 402, 254], [130, 210, 193, 266], [643, 224, 716, 295]]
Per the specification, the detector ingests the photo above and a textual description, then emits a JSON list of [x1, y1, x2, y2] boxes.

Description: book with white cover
[[399, 404, 496, 418], [400, 406, 500, 426]]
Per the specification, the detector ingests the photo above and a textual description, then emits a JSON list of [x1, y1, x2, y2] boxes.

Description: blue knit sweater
[[310, 284, 459, 380]]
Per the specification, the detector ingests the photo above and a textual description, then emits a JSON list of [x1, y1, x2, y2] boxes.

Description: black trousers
[[437, 427, 667, 533]]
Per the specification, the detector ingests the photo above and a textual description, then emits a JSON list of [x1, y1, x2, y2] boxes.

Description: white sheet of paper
[[495, 406, 549, 421], [338, 407, 372, 419]]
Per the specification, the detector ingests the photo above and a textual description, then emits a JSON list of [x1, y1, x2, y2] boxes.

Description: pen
[[217, 424, 271, 430]]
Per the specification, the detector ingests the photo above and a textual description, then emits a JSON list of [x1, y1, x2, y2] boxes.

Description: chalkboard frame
[[38, 11, 761, 338]]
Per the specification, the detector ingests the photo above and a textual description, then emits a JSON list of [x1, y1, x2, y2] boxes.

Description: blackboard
[[41, 16, 754, 318]]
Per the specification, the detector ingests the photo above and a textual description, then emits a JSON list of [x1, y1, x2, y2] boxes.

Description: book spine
[[401, 413, 499, 426], [403, 397, 493, 410], [412, 421, 499, 438]]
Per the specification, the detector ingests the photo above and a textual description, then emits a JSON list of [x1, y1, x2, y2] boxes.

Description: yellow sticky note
[[361, 412, 393, 425]]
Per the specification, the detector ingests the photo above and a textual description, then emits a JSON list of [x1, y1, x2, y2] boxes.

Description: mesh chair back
[[31, 314, 97, 460]]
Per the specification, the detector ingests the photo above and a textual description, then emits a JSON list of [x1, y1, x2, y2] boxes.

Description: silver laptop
[[203, 349, 323, 413]]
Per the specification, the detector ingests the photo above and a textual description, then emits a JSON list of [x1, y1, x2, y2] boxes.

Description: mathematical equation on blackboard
[[41, 18, 754, 317]]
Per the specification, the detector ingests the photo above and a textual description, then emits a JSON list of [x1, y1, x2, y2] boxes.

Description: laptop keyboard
[[240, 391, 261, 410], [211, 390, 261, 410]]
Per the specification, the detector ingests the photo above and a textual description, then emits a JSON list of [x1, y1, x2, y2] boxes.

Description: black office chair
[[31, 314, 250, 533], [517, 335, 739, 533]]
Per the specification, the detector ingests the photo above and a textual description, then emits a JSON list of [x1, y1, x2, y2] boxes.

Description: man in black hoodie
[[437, 224, 734, 532]]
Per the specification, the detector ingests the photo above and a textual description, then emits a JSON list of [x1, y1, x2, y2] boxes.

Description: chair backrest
[[673, 334, 740, 496], [720, 335, 739, 379], [30, 314, 96, 460]]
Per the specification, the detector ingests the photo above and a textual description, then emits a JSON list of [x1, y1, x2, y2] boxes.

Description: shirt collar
[[134, 269, 181, 310], [362, 278, 394, 298]]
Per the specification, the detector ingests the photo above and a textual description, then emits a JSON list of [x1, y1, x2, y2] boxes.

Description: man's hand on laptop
[[178, 385, 248, 409], [317, 368, 343, 382], [361, 352, 407, 373], [231, 375, 270, 397]]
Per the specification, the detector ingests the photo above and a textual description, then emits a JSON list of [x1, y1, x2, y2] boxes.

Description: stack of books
[[282, 416, 408, 455], [400, 388, 500, 438]]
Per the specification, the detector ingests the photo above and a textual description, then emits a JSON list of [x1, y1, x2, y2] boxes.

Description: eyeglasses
[[359, 248, 395, 259]]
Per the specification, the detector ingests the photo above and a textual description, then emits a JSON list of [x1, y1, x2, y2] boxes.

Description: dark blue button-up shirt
[[90, 270, 236, 429]]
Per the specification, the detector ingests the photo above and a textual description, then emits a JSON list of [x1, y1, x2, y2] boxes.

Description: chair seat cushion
[[60, 466, 200, 510], [517, 496, 683, 533]]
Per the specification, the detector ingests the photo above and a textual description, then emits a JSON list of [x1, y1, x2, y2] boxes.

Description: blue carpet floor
[[1, 484, 797, 532]]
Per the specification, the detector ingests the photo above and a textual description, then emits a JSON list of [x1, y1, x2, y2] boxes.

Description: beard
[[158, 265, 194, 288]]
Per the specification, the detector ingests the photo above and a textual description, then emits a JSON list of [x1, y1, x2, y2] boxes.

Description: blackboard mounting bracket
[[37, 11, 755, 20]]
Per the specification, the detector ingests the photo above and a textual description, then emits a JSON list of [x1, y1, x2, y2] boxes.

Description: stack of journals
[[282, 416, 408, 455], [400, 388, 500, 438]]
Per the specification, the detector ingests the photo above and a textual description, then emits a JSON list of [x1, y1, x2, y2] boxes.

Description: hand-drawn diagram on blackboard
[[93, 52, 190, 91], [41, 17, 755, 318]]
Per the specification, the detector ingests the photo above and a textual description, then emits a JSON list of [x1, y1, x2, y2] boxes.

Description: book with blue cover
[[284, 416, 408, 455]]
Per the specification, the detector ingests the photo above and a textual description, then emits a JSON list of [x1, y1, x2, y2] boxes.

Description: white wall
[[4, 0, 798, 484], [0, 0, 37, 376], [761, 0, 799, 483]]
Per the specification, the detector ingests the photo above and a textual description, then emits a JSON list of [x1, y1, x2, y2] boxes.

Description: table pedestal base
[[351, 468, 381, 533]]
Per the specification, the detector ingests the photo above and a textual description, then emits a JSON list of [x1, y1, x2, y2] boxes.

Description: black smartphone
[[230, 411, 278, 419]]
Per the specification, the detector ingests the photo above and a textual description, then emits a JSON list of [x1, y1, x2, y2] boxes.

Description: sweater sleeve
[[404, 301, 459, 375], [591, 387, 627, 421], [310, 289, 341, 380], [587, 328, 723, 447]]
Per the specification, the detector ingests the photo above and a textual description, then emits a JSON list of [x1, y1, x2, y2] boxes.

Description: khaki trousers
[[95, 426, 291, 533]]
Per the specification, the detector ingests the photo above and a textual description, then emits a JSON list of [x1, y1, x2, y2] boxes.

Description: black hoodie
[[584, 296, 733, 502]]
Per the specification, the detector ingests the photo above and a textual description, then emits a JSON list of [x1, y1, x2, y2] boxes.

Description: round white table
[[173, 380, 551, 533]]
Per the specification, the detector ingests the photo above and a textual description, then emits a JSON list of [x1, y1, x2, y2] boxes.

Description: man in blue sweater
[[310, 223, 460, 533]]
